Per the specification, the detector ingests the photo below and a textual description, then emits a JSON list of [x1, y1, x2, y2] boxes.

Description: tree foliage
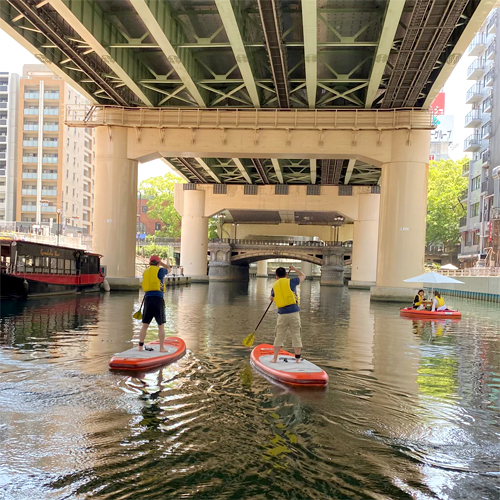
[[139, 172, 184, 238], [426, 158, 468, 249]]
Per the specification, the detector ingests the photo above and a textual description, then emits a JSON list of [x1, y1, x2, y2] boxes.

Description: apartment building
[[15, 65, 94, 235], [460, 9, 499, 267], [0, 72, 19, 222]]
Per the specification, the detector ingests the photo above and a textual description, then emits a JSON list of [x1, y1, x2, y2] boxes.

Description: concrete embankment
[[105, 276, 191, 291], [434, 276, 500, 303]]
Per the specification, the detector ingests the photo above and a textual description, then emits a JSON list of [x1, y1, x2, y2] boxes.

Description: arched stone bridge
[[208, 239, 352, 286]]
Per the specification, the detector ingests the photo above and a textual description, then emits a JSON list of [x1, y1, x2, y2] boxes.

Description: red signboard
[[429, 92, 445, 115]]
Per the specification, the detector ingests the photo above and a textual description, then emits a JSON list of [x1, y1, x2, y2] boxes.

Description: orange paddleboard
[[251, 344, 328, 386], [109, 337, 186, 370]]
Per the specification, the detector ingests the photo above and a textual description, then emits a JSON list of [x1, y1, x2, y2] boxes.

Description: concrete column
[[93, 127, 138, 279], [301, 260, 313, 280], [349, 195, 380, 289], [180, 189, 208, 280], [256, 260, 268, 277], [371, 160, 428, 302]]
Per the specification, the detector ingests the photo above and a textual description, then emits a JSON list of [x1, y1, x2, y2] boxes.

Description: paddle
[[132, 296, 145, 320], [242, 300, 273, 347]]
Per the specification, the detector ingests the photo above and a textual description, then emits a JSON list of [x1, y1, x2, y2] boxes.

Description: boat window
[[34, 256, 42, 273], [71, 260, 76, 275], [88, 256, 99, 274], [17, 255, 25, 273], [42, 257, 50, 274], [58, 259, 64, 273], [65, 259, 71, 275], [24, 256, 34, 273], [50, 257, 58, 274]]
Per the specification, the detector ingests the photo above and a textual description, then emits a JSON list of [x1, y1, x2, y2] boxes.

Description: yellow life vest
[[413, 295, 423, 307], [272, 278, 296, 309], [142, 266, 163, 292], [436, 296, 445, 307]]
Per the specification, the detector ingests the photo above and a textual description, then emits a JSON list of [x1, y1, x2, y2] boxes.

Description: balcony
[[481, 149, 490, 166], [22, 156, 38, 163], [21, 189, 37, 195], [460, 189, 469, 201], [24, 92, 39, 99], [23, 124, 38, 131], [465, 109, 482, 128], [23, 140, 38, 147], [41, 205, 56, 212], [41, 172, 57, 180], [43, 108, 59, 115], [459, 216, 467, 228], [41, 189, 57, 196], [43, 92, 59, 100], [465, 84, 483, 104], [22, 172, 37, 179], [23, 108, 39, 115], [468, 34, 487, 56], [482, 95, 492, 113], [467, 59, 485, 80], [42, 156, 58, 163], [486, 39, 495, 60], [43, 123, 58, 132], [484, 69, 494, 86], [482, 181, 488, 193], [482, 122, 492, 140], [42, 140, 58, 147], [462, 162, 470, 176], [21, 205, 36, 212], [488, 12, 497, 34], [464, 134, 480, 152]]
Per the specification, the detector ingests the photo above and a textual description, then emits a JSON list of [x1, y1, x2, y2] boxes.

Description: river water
[[1, 281, 500, 500]]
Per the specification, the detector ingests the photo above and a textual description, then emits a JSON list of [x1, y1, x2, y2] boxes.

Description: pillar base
[[304, 276, 314, 281], [348, 280, 375, 290], [209, 262, 249, 281], [370, 286, 415, 303], [320, 265, 344, 286], [189, 276, 209, 283], [256, 274, 269, 278], [106, 277, 141, 291]]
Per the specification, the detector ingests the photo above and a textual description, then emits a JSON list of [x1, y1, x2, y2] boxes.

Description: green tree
[[426, 158, 468, 250], [139, 172, 184, 238]]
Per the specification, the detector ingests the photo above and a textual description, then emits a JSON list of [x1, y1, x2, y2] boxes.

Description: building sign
[[431, 115, 454, 143], [430, 92, 445, 115]]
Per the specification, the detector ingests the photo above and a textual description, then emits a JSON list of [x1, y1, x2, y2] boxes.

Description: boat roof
[[0, 237, 102, 257]]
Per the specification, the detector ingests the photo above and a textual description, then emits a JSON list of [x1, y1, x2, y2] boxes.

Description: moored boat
[[1, 237, 104, 299], [400, 307, 462, 319]]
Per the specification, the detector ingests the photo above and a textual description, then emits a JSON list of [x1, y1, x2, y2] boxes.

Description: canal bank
[[433, 276, 500, 302]]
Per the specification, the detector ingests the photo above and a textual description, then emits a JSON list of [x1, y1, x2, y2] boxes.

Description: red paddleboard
[[109, 337, 186, 370], [400, 307, 462, 319], [251, 344, 328, 386]]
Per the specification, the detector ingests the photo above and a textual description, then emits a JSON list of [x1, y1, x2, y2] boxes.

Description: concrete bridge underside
[[2, 0, 495, 300]]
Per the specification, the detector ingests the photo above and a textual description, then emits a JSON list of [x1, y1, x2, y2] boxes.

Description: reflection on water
[[1, 283, 500, 499]]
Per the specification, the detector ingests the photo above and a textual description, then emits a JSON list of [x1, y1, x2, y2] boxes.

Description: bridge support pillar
[[320, 249, 345, 286], [180, 189, 209, 281], [349, 194, 380, 289], [301, 261, 313, 280], [371, 157, 428, 302], [256, 260, 268, 277], [208, 240, 249, 281], [94, 127, 137, 279]]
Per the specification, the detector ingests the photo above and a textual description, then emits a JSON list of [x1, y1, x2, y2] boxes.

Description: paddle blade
[[132, 310, 142, 320], [242, 331, 255, 347]]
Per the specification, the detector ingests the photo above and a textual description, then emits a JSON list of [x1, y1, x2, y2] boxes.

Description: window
[[155, 222, 161, 231], [66, 186, 68, 194], [66, 169, 69, 179], [472, 176, 481, 191], [470, 202, 480, 218], [142, 205, 148, 213]]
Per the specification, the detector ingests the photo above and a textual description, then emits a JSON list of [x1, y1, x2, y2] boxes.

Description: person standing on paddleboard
[[138, 255, 171, 352], [270, 265, 306, 363]]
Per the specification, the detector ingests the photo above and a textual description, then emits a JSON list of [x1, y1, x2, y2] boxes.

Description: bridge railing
[[210, 238, 352, 248], [65, 105, 434, 131]]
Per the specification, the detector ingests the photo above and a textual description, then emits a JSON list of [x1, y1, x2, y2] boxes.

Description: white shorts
[[273, 312, 302, 348]]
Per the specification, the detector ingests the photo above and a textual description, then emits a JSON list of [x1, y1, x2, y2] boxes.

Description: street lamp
[[56, 209, 61, 245]]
